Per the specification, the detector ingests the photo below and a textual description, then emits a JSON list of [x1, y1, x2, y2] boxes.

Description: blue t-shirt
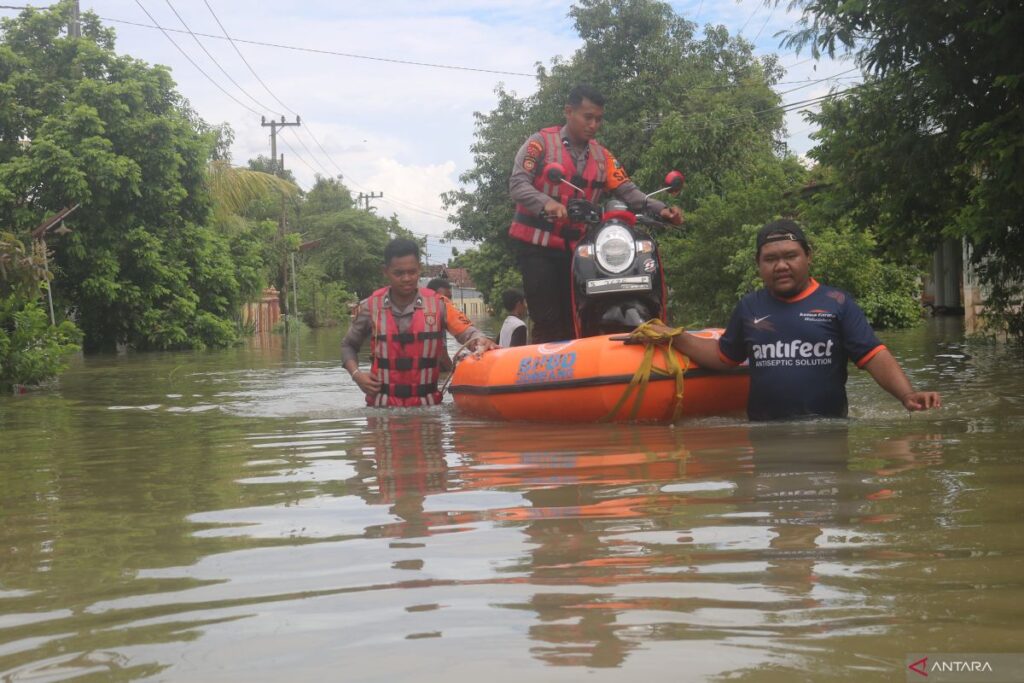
[[718, 279, 884, 420]]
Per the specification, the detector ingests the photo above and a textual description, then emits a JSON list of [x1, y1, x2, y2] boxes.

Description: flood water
[[1, 318, 1022, 682]]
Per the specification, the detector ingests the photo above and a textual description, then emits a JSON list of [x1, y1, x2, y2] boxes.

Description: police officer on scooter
[[508, 84, 683, 344]]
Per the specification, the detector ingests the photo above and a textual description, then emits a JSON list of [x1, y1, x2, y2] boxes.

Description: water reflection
[[2, 322, 1023, 681]]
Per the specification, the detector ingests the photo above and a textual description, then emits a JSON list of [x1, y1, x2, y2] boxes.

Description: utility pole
[[356, 191, 383, 212], [262, 116, 301, 327], [69, 0, 80, 38], [260, 115, 301, 176]]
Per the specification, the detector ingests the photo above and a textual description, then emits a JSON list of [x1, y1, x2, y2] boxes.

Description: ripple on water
[[3, 324, 1024, 681]]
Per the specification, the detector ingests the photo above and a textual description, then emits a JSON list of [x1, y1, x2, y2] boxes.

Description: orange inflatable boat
[[449, 331, 749, 423]]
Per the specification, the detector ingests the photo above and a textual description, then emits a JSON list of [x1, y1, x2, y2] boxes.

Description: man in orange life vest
[[508, 84, 683, 343], [342, 238, 497, 407]]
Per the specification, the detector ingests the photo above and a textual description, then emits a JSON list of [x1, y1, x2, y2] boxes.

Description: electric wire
[[131, 0, 263, 116], [191, 1, 450, 220], [280, 127, 335, 179], [738, 0, 763, 36], [162, 0, 279, 116], [276, 132, 322, 177], [752, 4, 776, 42], [97, 15, 536, 77], [774, 66, 859, 96], [7, 5, 856, 216], [200, 0, 295, 117], [198, 0, 349, 185], [677, 85, 859, 132], [132, 1, 436, 219]]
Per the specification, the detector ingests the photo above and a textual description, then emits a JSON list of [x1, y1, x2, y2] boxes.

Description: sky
[[3, 0, 858, 263]]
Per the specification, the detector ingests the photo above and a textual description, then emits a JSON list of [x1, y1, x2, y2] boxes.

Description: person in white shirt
[[499, 288, 528, 347]]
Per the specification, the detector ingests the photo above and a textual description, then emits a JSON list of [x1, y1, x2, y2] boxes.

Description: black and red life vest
[[366, 286, 444, 407], [508, 126, 609, 251]]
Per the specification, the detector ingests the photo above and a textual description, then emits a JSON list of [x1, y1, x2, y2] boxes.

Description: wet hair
[[502, 288, 525, 312], [755, 219, 810, 259], [426, 278, 451, 293], [567, 84, 605, 108], [383, 237, 420, 265]]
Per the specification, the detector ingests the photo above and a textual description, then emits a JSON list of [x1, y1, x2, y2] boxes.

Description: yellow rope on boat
[[603, 319, 690, 422]]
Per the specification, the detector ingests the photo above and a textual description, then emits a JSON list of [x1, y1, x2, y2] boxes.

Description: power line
[[738, 0, 762, 36], [685, 66, 859, 93], [201, 0, 295, 118], [162, 0, 280, 116], [97, 15, 536, 77], [752, 5, 776, 43], [128, 3, 451, 220], [191, 2, 450, 220], [8, 5, 846, 218], [676, 85, 860, 133], [199, 0, 346, 182], [276, 133, 321, 177], [281, 127, 334, 178], [130, 0, 262, 116], [774, 67, 859, 96]]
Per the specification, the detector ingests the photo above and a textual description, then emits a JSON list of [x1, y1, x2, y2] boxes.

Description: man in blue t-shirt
[[660, 219, 941, 420]]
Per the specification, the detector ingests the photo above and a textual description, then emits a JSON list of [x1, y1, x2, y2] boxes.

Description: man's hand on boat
[[467, 336, 499, 355], [643, 322, 677, 343]]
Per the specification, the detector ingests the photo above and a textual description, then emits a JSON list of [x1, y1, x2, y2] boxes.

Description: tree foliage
[[446, 0, 838, 326], [0, 2, 273, 351], [1, 232, 81, 390], [444, 0, 927, 330], [291, 176, 419, 325], [445, 0, 787, 240], [783, 0, 1024, 338]]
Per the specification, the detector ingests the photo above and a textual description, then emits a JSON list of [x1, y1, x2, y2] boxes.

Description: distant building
[[420, 265, 488, 320]]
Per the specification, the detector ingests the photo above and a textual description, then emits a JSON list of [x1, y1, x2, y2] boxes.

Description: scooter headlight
[[595, 224, 636, 274]]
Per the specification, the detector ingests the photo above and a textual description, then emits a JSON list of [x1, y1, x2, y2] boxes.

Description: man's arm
[[604, 149, 682, 224], [862, 349, 942, 411], [341, 305, 381, 397], [644, 323, 736, 370], [441, 298, 498, 352], [669, 332, 735, 370], [510, 133, 560, 217]]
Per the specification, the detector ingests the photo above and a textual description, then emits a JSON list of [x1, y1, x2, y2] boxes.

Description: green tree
[[664, 158, 807, 325], [782, 0, 1024, 339], [293, 176, 416, 324], [0, 2, 266, 351], [0, 232, 81, 390], [443, 0, 793, 323]]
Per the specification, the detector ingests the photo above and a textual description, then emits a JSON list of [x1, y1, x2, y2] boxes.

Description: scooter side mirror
[[665, 170, 685, 195], [543, 163, 567, 185]]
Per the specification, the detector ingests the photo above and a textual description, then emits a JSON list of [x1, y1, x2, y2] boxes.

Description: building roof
[[422, 264, 475, 289]]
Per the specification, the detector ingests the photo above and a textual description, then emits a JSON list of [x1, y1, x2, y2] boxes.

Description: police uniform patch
[[604, 151, 630, 189], [522, 139, 543, 174]]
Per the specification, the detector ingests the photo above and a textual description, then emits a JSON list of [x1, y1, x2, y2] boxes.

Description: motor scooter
[[542, 163, 684, 338]]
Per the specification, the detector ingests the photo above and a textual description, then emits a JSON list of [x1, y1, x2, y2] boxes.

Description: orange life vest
[[366, 287, 444, 407], [508, 126, 608, 251]]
